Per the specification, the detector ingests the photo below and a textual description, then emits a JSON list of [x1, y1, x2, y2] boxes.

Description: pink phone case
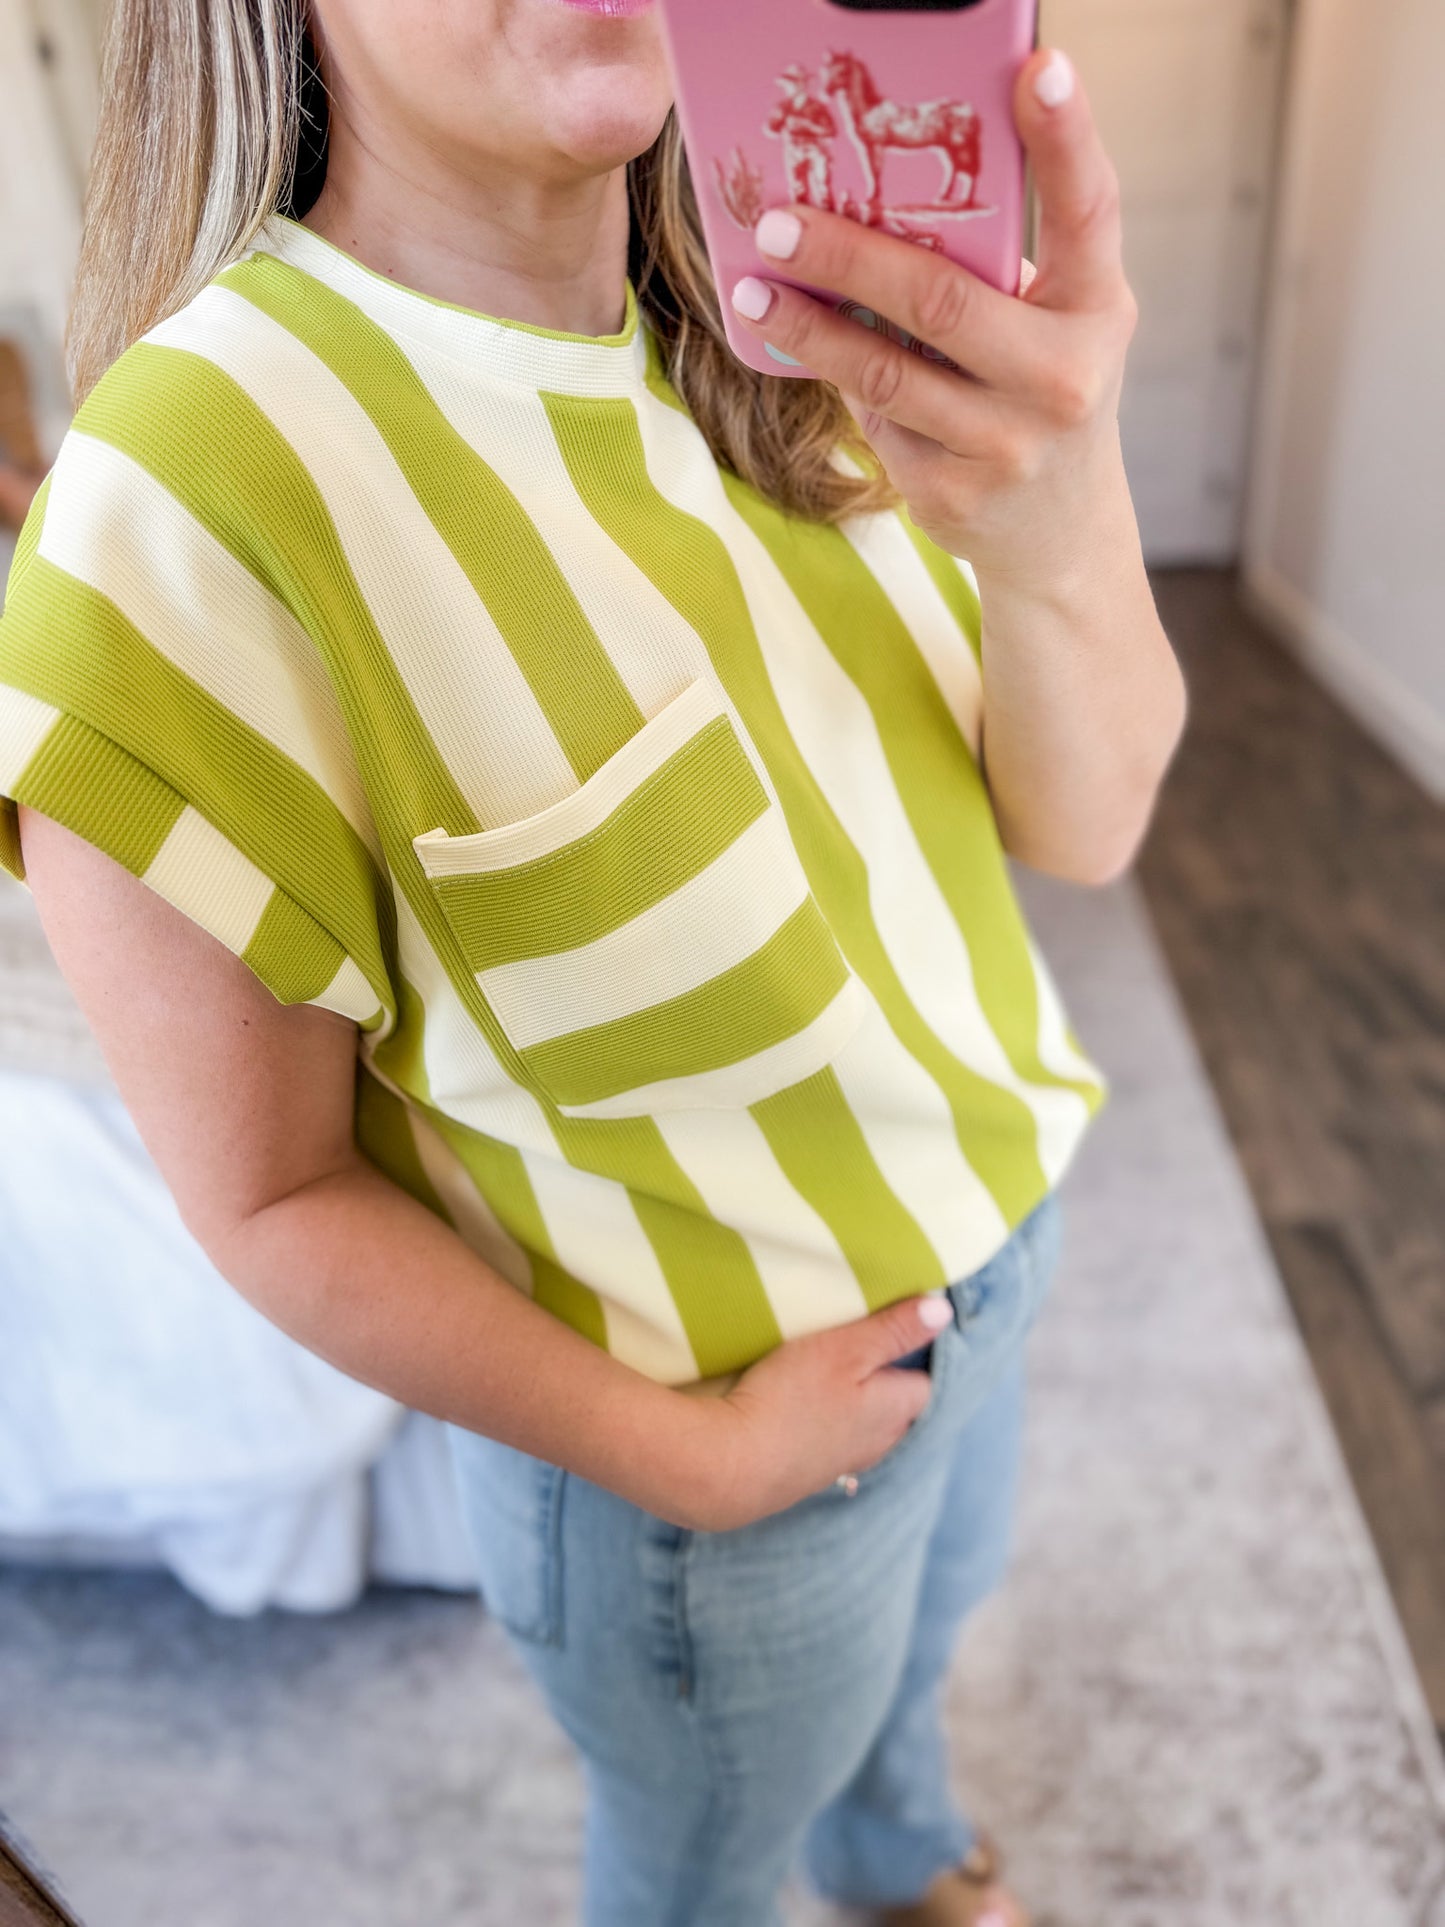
[[656, 0, 1038, 379]]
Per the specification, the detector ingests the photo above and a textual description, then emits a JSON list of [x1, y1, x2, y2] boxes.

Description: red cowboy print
[[715, 51, 995, 248]]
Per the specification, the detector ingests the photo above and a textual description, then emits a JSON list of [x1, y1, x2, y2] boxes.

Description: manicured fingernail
[[755, 209, 803, 260], [731, 276, 776, 321], [919, 1296, 953, 1331], [1034, 49, 1075, 108]]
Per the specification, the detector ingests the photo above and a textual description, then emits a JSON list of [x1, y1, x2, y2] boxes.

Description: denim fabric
[[447, 1190, 1063, 1926]]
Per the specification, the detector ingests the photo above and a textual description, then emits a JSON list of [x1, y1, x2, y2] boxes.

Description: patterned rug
[[0, 875, 1441, 1926]]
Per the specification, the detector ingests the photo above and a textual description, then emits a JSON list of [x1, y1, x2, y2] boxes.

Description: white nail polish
[[755, 209, 803, 260], [731, 275, 775, 321], [1034, 49, 1075, 108]]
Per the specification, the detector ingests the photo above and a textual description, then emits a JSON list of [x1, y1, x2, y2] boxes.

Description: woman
[[0, 0, 1184, 1920]]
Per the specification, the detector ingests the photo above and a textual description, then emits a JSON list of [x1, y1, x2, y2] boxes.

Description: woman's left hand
[[729, 46, 1138, 592]]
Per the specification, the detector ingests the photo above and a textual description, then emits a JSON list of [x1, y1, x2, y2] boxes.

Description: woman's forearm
[[213, 1155, 719, 1520], [974, 440, 1187, 885]]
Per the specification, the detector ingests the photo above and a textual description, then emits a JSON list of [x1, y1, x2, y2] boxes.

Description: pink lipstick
[[555, 0, 655, 16]]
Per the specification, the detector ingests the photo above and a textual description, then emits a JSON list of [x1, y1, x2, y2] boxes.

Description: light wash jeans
[[447, 1191, 1063, 1925]]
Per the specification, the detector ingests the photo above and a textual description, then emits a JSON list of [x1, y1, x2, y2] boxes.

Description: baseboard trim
[[1241, 563, 1445, 804]]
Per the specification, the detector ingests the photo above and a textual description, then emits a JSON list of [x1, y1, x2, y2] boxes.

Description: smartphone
[[655, 0, 1039, 379]]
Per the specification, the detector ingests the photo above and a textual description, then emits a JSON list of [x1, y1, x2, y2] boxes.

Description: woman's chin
[[548, 93, 672, 173]]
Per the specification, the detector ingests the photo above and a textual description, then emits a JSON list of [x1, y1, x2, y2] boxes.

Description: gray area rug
[[2, 876, 1443, 1926]]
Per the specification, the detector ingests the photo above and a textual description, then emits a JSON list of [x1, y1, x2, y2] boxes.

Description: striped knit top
[[0, 211, 1105, 1390]]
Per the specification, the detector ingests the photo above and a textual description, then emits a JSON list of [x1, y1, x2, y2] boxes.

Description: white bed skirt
[[0, 1067, 480, 1615]]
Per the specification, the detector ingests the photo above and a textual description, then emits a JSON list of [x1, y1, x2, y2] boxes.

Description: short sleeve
[[0, 376, 395, 1035]]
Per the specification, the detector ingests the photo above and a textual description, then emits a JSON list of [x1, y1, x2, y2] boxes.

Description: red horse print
[[821, 49, 984, 222]]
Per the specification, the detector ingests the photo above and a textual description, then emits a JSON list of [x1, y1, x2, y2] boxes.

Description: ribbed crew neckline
[[252, 211, 650, 399]]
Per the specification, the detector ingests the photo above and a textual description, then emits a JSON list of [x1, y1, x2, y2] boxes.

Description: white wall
[[0, 0, 97, 451], [1047, 0, 1289, 564], [1243, 0, 1445, 799], [0, 0, 102, 590]]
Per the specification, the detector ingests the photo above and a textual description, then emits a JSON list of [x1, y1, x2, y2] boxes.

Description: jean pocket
[[447, 1426, 567, 1646], [412, 678, 868, 1120], [956, 1191, 1065, 1358], [861, 1311, 958, 1481]]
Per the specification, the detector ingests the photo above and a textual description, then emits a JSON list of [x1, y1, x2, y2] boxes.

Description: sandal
[[878, 1831, 1030, 1927]]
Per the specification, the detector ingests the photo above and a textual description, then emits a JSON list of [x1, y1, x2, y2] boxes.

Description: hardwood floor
[[1136, 567, 1445, 1730], [0, 1817, 82, 1925]]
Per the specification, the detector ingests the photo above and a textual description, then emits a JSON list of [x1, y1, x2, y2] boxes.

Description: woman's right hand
[[670, 1294, 957, 1532]]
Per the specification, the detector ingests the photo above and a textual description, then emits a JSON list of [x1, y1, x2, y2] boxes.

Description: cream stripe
[[411, 678, 722, 877], [653, 1109, 868, 1339], [520, 1148, 699, 1384], [379, 344, 800, 818], [143, 806, 275, 954], [557, 977, 869, 1120], [954, 552, 982, 598], [406, 1107, 534, 1294], [253, 218, 651, 400], [839, 512, 983, 756], [387, 892, 698, 1379], [829, 1000, 1011, 1276], [38, 432, 381, 864], [388, 888, 557, 1155], [146, 288, 580, 827], [633, 389, 1091, 1182], [388, 358, 690, 718], [390, 898, 717, 1385], [1027, 933, 1103, 1090], [314, 953, 385, 1027], [0, 688, 60, 792], [477, 808, 808, 1049]]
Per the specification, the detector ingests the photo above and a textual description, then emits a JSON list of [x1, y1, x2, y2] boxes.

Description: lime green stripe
[[1, 554, 394, 1018], [736, 502, 1101, 1111], [369, 969, 433, 1100], [431, 715, 768, 970], [428, 1112, 609, 1351], [530, 1258, 608, 1348], [543, 388, 1042, 1223], [354, 1068, 451, 1222], [77, 342, 483, 848], [522, 899, 848, 1110], [244, 889, 349, 1005], [366, 982, 612, 1349], [752, 1069, 945, 1306], [364, 1055, 612, 1341], [220, 252, 643, 781], [13, 711, 182, 876], [642, 332, 689, 416], [4, 469, 51, 607], [898, 512, 983, 665], [0, 802, 19, 881], [3, 461, 52, 887], [553, 1115, 780, 1378]]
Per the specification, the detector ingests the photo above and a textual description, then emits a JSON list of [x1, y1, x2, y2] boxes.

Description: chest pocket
[[412, 678, 867, 1120]]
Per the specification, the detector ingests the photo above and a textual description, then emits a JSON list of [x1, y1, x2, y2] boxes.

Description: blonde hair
[[67, 0, 896, 525]]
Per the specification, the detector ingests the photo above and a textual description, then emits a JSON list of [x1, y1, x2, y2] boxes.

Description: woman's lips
[[554, 0, 655, 15]]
